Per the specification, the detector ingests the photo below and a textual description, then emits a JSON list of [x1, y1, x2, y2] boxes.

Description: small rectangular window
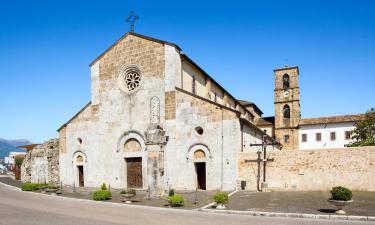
[[345, 131, 351, 140], [284, 135, 290, 143], [192, 76, 196, 94], [301, 134, 307, 142], [330, 132, 336, 141], [316, 133, 322, 142]]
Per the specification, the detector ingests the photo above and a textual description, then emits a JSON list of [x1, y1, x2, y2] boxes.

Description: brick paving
[[226, 191, 375, 216]]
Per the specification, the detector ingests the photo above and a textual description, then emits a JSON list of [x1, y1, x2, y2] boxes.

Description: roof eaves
[[57, 102, 92, 132], [180, 53, 256, 120], [89, 32, 182, 67]]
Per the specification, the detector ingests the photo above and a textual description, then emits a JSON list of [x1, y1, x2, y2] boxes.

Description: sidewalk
[[0, 176, 214, 209], [60, 187, 215, 209], [224, 190, 375, 216], [0, 176, 22, 188]]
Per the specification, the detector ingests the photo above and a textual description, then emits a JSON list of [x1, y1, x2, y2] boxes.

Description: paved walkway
[[0, 176, 22, 188], [227, 191, 375, 216], [0, 183, 370, 225], [60, 187, 215, 209]]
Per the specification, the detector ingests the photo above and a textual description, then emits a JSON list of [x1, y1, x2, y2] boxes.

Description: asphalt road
[[0, 183, 371, 225]]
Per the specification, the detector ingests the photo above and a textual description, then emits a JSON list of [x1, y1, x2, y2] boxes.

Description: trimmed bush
[[168, 189, 175, 197], [330, 186, 352, 201], [213, 192, 229, 204], [21, 182, 48, 191], [92, 183, 112, 201], [168, 194, 184, 207], [21, 182, 40, 191], [93, 190, 112, 201]]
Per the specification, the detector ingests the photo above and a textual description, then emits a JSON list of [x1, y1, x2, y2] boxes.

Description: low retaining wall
[[238, 146, 375, 191]]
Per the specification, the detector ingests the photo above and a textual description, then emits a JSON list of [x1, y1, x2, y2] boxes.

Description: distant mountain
[[0, 138, 31, 147], [0, 138, 30, 158]]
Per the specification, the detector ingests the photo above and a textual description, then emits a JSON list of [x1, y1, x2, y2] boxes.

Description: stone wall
[[59, 33, 167, 190], [238, 146, 375, 191], [21, 139, 59, 184]]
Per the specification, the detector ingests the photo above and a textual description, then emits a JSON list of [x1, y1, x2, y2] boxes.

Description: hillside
[[0, 138, 30, 158]]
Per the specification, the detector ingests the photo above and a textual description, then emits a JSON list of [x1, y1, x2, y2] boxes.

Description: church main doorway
[[195, 162, 206, 190], [77, 166, 84, 187], [126, 157, 143, 188]]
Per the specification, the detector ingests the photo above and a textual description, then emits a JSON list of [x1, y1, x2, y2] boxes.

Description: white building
[[298, 115, 364, 150], [7, 152, 27, 165]]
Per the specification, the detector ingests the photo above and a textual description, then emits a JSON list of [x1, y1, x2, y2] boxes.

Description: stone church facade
[[57, 33, 277, 193]]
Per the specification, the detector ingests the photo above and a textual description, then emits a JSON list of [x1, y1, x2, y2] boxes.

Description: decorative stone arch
[[186, 143, 212, 162], [283, 73, 290, 89], [116, 131, 146, 153], [283, 104, 291, 119], [72, 151, 87, 165]]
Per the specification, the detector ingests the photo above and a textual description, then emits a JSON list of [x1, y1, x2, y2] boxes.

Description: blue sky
[[0, 0, 374, 143]]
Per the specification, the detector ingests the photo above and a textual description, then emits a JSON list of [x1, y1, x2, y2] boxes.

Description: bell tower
[[274, 66, 300, 150]]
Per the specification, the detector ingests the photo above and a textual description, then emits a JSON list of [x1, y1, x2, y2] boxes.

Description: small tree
[[14, 155, 24, 167], [346, 108, 375, 147], [14, 155, 25, 180]]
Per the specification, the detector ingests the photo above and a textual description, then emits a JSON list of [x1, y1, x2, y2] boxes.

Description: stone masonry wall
[[21, 139, 59, 184], [59, 34, 166, 190], [238, 146, 375, 191]]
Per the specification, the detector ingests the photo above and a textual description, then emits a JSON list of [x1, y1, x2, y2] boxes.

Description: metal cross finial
[[285, 58, 289, 67], [126, 11, 139, 32]]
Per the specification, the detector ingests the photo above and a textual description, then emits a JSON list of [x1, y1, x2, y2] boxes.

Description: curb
[[200, 208, 375, 222]]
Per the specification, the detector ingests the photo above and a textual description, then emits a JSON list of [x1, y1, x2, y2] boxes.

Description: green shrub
[[168, 189, 175, 196], [21, 182, 46, 191], [213, 192, 229, 204], [330, 186, 352, 201], [120, 188, 136, 195], [92, 190, 112, 201], [101, 183, 107, 191], [167, 194, 184, 207]]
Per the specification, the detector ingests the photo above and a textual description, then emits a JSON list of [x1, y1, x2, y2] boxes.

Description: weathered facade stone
[[274, 66, 300, 150], [57, 33, 272, 194], [21, 139, 59, 184], [238, 146, 375, 191]]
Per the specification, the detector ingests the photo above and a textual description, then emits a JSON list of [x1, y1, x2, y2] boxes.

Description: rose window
[[125, 71, 141, 92], [118, 66, 143, 94]]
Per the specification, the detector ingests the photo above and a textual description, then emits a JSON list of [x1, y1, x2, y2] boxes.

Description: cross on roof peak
[[126, 11, 139, 33]]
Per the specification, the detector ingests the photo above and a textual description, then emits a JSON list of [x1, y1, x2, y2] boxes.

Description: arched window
[[283, 74, 290, 89], [283, 105, 290, 118]]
